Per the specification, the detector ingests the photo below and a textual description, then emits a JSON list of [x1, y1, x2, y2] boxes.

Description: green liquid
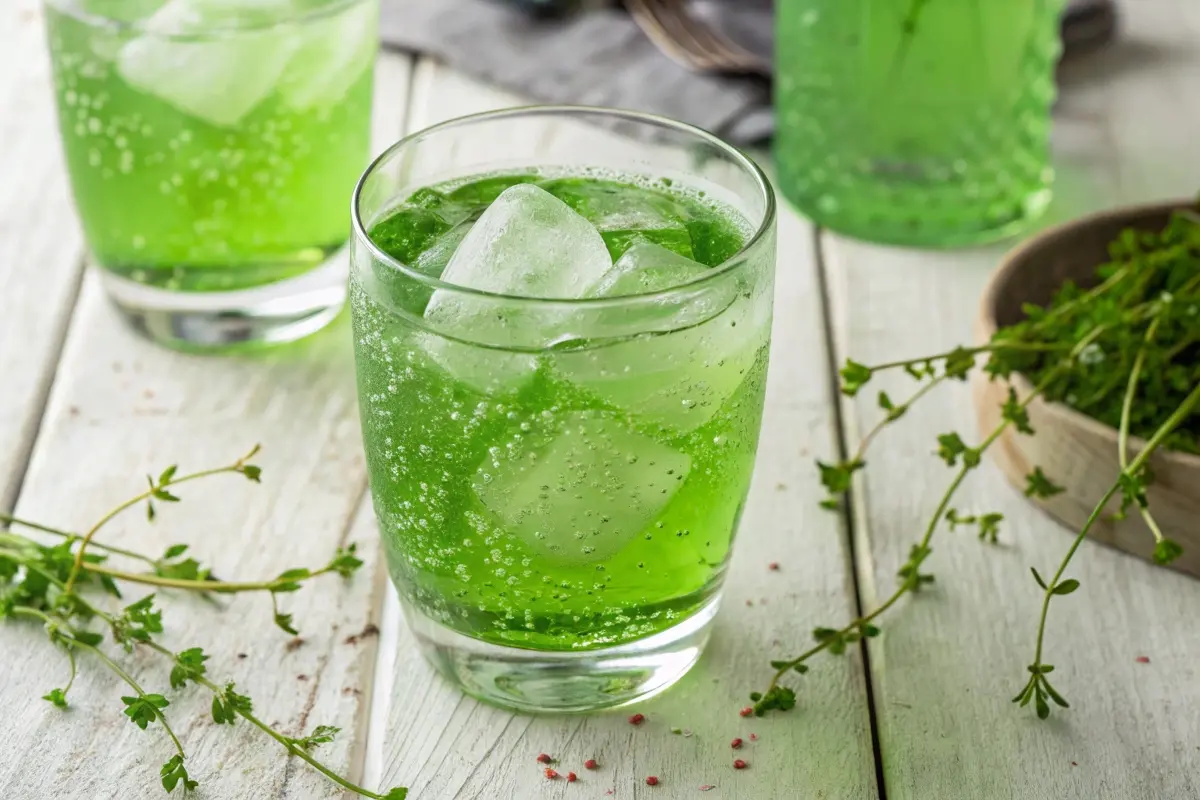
[[775, 0, 1064, 246], [352, 172, 770, 651], [46, 1, 376, 291]]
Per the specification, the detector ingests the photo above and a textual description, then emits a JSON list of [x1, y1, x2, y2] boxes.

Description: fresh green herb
[[754, 207, 1200, 719], [0, 448, 406, 799]]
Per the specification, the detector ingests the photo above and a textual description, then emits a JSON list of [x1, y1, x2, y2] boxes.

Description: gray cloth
[[380, 0, 1114, 145], [380, 0, 773, 144]]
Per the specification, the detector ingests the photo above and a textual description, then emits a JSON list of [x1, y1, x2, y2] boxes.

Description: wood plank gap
[[1, 252, 88, 513], [813, 224, 890, 800]]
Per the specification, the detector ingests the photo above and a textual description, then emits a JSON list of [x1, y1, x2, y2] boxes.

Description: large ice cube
[[557, 243, 768, 434], [117, 0, 298, 127], [473, 412, 691, 564], [540, 178, 695, 260], [421, 185, 612, 395], [277, 0, 378, 112]]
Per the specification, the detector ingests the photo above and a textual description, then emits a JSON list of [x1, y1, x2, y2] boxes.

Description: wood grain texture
[[377, 60, 879, 800], [0, 53, 412, 799], [0, 0, 88, 508], [822, 1, 1200, 796]]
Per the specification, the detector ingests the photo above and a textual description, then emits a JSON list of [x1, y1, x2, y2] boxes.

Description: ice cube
[[473, 412, 691, 564], [557, 243, 769, 434], [540, 178, 694, 260], [117, 0, 298, 128], [589, 240, 711, 297], [277, 0, 378, 112], [421, 185, 612, 395]]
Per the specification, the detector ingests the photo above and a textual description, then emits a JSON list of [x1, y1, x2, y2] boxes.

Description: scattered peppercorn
[[1135, 656, 1150, 664], [544, 768, 560, 780], [733, 759, 748, 770], [629, 713, 646, 725], [739, 706, 753, 717], [584, 759, 599, 770], [730, 738, 743, 749], [749, 733, 758, 741], [645, 776, 659, 786], [567, 772, 577, 783], [769, 562, 780, 571], [536, 753, 553, 764]]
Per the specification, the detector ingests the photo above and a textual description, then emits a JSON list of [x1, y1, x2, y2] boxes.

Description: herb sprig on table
[[753, 208, 1200, 718], [0, 446, 407, 799]]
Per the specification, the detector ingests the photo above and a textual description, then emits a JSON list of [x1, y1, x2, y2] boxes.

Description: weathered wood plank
[[0, 53, 412, 799], [377, 60, 879, 800], [0, 0, 88, 508], [823, 1, 1200, 797]]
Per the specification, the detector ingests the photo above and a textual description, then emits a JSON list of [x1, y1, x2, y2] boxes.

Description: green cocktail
[[351, 108, 777, 712], [775, 0, 1065, 246], [46, 0, 378, 348]]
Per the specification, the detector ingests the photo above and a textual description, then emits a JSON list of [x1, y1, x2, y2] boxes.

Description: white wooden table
[[2, 1, 1199, 798]]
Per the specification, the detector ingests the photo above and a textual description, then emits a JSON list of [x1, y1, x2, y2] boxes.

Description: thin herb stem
[[766, 362, 1071, 692], [0, 515, 158, 567], [81, 562, 334, 594], [1117, 316, 1166, 544], [63, 446, 260, 594], [854, 376, 946, 462], [1032, 381, 1200, 668], [10, 607, 186, 757], [136, 640, 391, 800]]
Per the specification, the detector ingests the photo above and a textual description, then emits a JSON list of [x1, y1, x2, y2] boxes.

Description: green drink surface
[[46, 0, 376, 291], [352, 171, 771, 651]]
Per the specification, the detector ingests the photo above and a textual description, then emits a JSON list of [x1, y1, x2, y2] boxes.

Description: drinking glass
[[775, 0, 1065, 247], [350, 107, 777, 712], [45, 0, 379, 349]]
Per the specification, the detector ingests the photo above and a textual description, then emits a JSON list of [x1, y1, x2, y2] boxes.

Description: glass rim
[[46, 0, 372, 38], [351, 104, 777, 307]]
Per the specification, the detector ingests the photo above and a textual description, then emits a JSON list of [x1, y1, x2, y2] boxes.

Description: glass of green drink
[[775, 0, 1065, 247], [351, 108, 777, 712], [45, 0, 378, 349]]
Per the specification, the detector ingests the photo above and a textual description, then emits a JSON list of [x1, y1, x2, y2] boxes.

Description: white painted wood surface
[[0, 49, 412, 798], [0, 0, 87, 508], [823, 1, 1200, 798], [3, 0, 1199, 796], [376, 61, 878, 800]]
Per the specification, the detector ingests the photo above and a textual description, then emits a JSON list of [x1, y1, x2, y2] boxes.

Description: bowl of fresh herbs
[[976, 200, 1200, 578]]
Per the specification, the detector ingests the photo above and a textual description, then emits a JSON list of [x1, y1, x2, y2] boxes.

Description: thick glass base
[[99, 250, 348, 352], [406, 596, 720, 714]]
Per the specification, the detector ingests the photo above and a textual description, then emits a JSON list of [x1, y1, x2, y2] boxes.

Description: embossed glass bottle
[[775, 0, 1065, 247]]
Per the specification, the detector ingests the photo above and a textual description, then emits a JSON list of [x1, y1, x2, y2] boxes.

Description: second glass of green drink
[[351, 108, 777, 712], [46, 0, 379, 349]]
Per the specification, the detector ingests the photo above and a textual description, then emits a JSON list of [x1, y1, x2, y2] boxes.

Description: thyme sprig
[[0, 449, 405, 799], [753, 207, 1199, 717]]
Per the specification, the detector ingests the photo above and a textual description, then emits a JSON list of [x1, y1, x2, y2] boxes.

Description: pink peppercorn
[[731, 738, 743, 749], [584, 759, 599, 770], [628, 713, 646, 725], [739, 706, 753, 717], [545, 768, 560, 780], [733, 759, 748, 770], [645, 776, 659, 786], [567, 772, 577, 783], [536, 753, 553, 764]]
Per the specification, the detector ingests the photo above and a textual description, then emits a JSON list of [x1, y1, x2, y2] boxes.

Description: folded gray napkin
[[380, 0, 1115, 145], [380, 0, 773, 143]]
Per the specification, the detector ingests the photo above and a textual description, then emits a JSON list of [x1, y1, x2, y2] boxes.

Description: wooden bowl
[[975, 201, 1200, 579]]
